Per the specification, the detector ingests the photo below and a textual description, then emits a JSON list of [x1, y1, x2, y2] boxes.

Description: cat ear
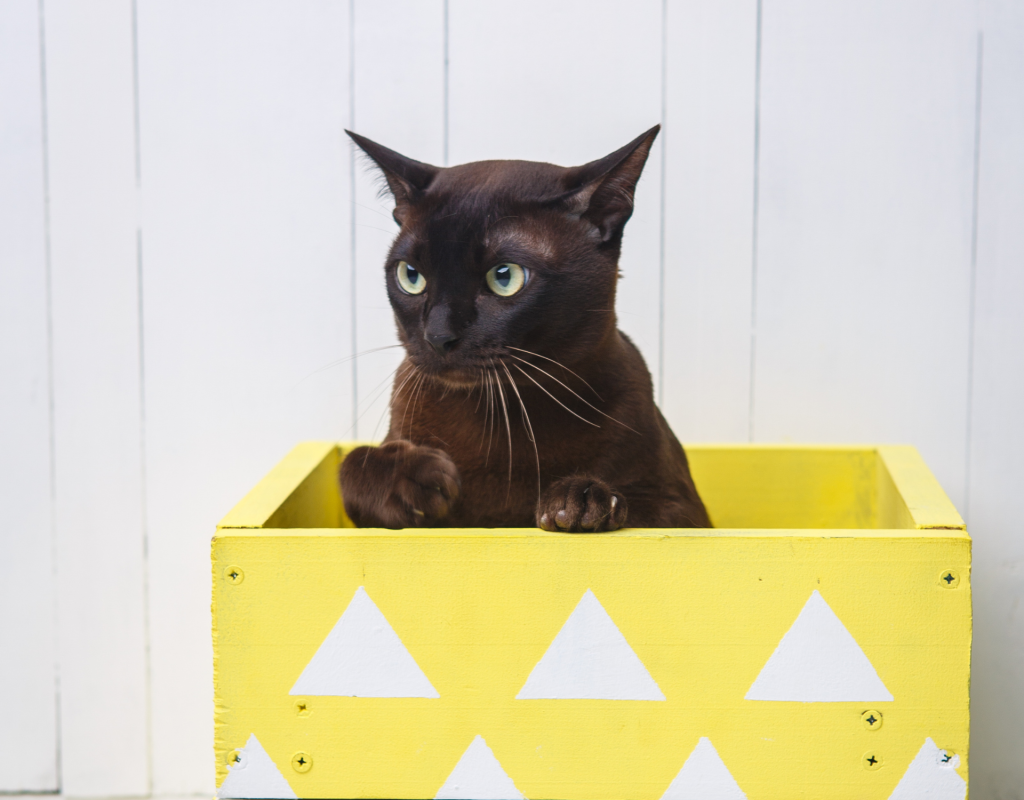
[[346, 131, 440, 224], [560, 125, 660, 243]]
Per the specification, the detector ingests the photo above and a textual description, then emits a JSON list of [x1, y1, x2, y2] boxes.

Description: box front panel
[[213, 533, 969, 799]]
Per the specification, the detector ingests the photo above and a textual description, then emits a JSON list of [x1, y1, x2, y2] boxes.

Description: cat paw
[[536, 476, 627, 533], [339, 440, 460, 528]]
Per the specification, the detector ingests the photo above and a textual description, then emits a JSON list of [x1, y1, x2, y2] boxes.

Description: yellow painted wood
[[875, 445, 966, 530], [219, 442, 369, 530], [213, 443, 971, 799]]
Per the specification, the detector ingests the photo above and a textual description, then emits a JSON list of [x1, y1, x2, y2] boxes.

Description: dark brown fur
[[339, 126, 711, 532]]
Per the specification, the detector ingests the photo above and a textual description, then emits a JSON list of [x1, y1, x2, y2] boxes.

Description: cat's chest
[[411, 400, 604, 475]]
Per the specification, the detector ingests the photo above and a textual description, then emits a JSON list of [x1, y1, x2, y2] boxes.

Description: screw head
[[226, 749, 247, 769], [863, 751, 882, 771], [861, 709, 883, 730], [225, 566, 244, 585], [291, 752, 312, 773], [294, 698, 311, 717], [939, 569, 960, 588]]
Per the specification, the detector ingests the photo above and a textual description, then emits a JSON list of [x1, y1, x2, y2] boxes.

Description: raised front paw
[[536, 476, 627, 533], [339, 440, 461, 528]]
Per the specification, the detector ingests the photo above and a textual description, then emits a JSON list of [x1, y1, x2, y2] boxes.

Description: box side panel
[[213, 533, 970, 800], [686, 446, 880, 528], [263, 447, 343, 530], [218, 442, 338, 529], [876, 446, 965, 529], [877, 450, 917, 530]]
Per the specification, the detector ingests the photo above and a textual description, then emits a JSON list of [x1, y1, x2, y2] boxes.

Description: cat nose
[[425, 331, 460, 355]]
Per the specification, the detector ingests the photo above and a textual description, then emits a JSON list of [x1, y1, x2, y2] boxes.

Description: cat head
[[348, 126, 659, 386]]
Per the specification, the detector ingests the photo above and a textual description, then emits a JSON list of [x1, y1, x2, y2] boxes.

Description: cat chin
[[419, 366, 488, 390]]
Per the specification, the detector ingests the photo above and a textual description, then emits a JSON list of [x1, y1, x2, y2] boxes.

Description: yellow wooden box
[[212, 443, 970, 800]]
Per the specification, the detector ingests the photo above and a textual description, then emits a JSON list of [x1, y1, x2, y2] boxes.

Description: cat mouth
[[412, 354, 513, 390], [423, 364, 496, 389]]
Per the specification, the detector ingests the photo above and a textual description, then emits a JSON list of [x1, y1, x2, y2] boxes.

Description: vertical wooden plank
[[448, 0, 665, 392], [967, 1, 1024, 795], [753, 0, 978, 509], [0, 1, 59, 790], [42, 0, 149, 794], [352, 0, 445, 440], [136, 1, 353, 792], [660, 0, 758, 441]]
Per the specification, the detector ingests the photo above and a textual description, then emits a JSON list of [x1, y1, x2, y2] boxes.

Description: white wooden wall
[[1, 1, 1021, 797]]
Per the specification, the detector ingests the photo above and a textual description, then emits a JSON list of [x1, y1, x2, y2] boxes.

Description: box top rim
[[213, 526, 971, 540], [217, 441, 966, 533]]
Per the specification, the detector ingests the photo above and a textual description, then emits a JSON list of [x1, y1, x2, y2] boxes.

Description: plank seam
[[443, 0, 450, 167], [349, 0, 358, 433], [129, 0, 154, 791], [36, 0, 62, 790], [964, 30, 984, 525], [748, 0, 763, 442], [657, 0, 667, 406]]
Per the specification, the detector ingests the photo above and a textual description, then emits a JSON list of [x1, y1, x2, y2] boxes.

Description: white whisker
[[346, 363, 405, 448], [370, 363, 417, 445], [512, 363, 600, 428], [485, 370, 497, 466], [491, 361, 514, 489], [505, 345, 602, 400], [501, 361, 541, 501], [293, 343, 405, 388], [509, 354, 639, 434]]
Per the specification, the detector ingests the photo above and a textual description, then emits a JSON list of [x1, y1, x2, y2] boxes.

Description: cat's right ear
[[346, 131, 440, 225], [558, 125, 660, 244]]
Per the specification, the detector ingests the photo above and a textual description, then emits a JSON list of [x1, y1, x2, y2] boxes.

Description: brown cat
[[340, 126, 710, 532]]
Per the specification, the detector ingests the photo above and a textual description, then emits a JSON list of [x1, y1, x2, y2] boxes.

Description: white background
[[0, 0, 1021, 797]]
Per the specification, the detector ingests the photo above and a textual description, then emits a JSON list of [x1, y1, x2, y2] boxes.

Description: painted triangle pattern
[[290, 586, 439, 697], [659, 738, 748, 800], [516, 589, 665, 700], [887, 738, 966, 800], [435, 735, 526, 800], [217, 734, 297, 800], [745, 590, 893, 702]]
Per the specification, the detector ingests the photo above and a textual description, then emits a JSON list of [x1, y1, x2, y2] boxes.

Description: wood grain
[[448, 0, 665, 395], [661, 0, 759, 441], [43, 0, 149, 793], [136, 0, 353, 790], [0, 1, 58, 790], [966, 2, 1024, 796], [752, 0, 978, 510], [351, 0, 446, 440]]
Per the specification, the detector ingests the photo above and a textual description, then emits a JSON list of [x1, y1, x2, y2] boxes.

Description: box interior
[[219, 442, 964, 533]]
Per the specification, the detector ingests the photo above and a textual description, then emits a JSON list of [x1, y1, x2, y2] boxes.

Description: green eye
[[486, 263, 527, 297], [396, 261, 426, 295]]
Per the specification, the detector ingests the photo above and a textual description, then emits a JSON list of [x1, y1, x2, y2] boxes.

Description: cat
[[339, 126, 710, 532]]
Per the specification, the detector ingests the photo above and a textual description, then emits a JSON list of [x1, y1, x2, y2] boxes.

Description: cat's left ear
[[346, 131, 440, 224], [560, 125, 660, 243]]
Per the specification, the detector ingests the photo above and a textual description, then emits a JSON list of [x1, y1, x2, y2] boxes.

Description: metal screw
[[226, 749, 246, 768], [940, 569, 960, 589], [291, 752, 312, 773], [294, 698, 311, 717], [863, 751, 882, 771], [861, 709, 883, 731], [225, 566, 244, 585]]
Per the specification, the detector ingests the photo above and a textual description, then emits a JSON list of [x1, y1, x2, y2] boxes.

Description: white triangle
[[435, 735, 526, 800], [659, 738, 748, 800], [745, 590, 893, 702], [887, 738, 966, 800], [290, 586, 439, 697], [516, 589, 665, 700], [217, 734, 297, 799]]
